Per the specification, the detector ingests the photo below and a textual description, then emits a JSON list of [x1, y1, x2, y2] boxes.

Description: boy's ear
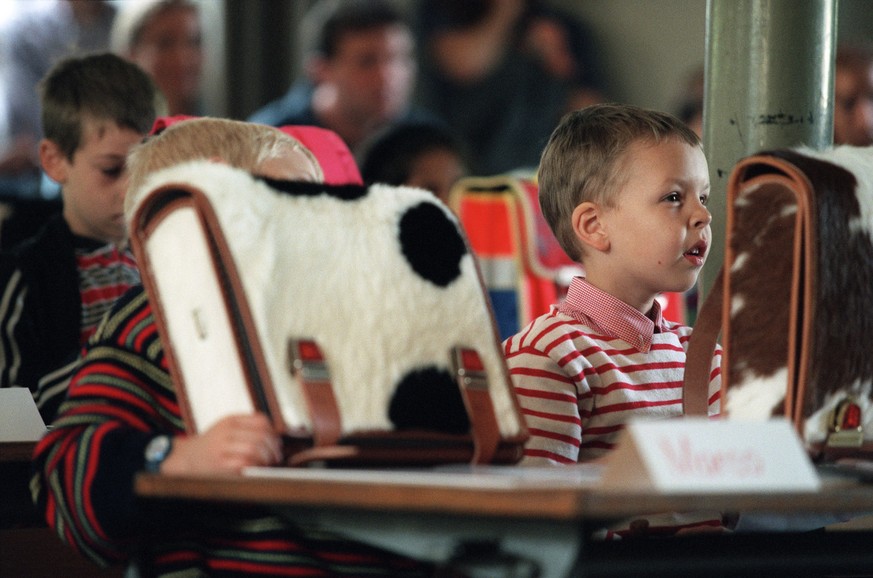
[[571, 201, 609, 252], [38, 139, 69, 185]]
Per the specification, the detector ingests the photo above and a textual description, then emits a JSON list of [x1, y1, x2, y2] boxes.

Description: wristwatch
[[144, 435, 172, 473]]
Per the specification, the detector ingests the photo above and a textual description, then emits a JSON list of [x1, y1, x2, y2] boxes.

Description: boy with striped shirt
[[0, 53, 157, 421], [504, 103, 724, 536], [31, 118, 434, 577]]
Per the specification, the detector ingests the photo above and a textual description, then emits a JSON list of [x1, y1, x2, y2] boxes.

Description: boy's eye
[[102, 166, 123, 178], [700, 194, 709, 206], [665, 192, 681, 203]]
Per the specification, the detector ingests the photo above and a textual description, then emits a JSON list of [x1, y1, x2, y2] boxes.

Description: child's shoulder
[[662, 317, 694, 336], [503, 306, 601, 352], [2, 213, 72, 270]]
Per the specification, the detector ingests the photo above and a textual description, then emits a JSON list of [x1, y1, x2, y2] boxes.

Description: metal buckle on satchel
[[826, 396, 864, 448], [452, 347, 488, 391], [288, 339, 331, 383]]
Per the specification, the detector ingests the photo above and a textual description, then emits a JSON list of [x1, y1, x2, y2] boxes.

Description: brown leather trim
[[725, 157, 816, 430], [682, 268, 724, 416], [452, 346, 503, 464], [130, 184, 288, 435], [287, 436, 526, 467], [131, 191, 206, 434], [463, 388, 500, 464], [685, 154, 817, 437]]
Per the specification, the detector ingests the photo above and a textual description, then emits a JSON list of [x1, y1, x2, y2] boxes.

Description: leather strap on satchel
[[683, 154, 817, 429], [288, 339, 342, 448], [682, 268, 724, 416], [453, 347, 501, 463]]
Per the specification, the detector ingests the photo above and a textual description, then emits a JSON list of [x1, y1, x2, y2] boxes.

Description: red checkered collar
[[557, 277, 667, 352]]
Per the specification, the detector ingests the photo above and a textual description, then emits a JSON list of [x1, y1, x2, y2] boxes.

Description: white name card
[[599, 417, 820, 493], [0, 387, 47, 442]]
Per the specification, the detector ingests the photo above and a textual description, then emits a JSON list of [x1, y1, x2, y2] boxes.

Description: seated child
[[357, 120, 468, 204], [0, 53, 158, 421], [31, 117, 436, 576], [504, 103, 724, 537]]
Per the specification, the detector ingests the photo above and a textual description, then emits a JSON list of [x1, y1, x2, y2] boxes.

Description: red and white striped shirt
[[75, 242, 139, 344], [504, 277, 722, 465], [504, 277, 726, 538]]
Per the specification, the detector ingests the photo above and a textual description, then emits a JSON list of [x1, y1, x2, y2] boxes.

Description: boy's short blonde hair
[[39, 52, 158, 160], [125, 117, 324, 212], [538, 103, 702, 262]]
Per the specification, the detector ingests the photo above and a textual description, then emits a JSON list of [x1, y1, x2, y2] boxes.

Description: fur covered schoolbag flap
[[684, 146, 873, 461], [129, 161, 528, 466]]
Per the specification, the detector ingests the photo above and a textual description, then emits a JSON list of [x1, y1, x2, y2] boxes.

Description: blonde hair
[[126, 117, 323, 212], [538, 103, 702, 262]]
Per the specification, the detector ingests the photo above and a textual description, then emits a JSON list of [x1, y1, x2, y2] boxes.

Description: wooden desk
[[0, 441, 37, 463], [136, 467, 873, 577], [1, 440, 40, 526], [0, 440, 123, 578]]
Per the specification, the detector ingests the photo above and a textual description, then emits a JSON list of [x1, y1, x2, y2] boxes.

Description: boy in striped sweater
[[504, 103, 724, 537], [0, 53, 157, 421], [31, 118, 434, 576]]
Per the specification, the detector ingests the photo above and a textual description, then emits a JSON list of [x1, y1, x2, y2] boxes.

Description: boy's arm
[[32, 354, 79, 423], [504, 340, 585, 465], [0, 249, 80, 423], [30, 287, 179, 565], [31, 286, 285, 566], [0, 257, 37, 391]]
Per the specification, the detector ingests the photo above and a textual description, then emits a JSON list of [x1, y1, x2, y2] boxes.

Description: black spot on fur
[[259, 178, 369, 201], [398, 202, 467, 287], [389, 366, 470, 434]]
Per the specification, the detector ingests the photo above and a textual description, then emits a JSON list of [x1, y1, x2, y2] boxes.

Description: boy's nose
[[692, 203, 712, 228], [114, 180, 129, 207]]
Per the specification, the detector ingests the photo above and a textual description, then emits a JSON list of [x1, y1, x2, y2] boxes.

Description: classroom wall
[[548, 0, 873, 115], [230, 0, 873, 120], [552, 0, 708, 113]]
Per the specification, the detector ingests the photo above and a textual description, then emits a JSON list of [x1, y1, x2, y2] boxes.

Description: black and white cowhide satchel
[[129, 161, 528, 466], [684, 146, 873, 462]]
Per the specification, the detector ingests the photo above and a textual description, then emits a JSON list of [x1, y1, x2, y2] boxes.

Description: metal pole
[[699, 0, 837, 299]]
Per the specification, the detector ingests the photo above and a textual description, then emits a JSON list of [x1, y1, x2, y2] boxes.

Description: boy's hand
[[161, 414, 283, 475]]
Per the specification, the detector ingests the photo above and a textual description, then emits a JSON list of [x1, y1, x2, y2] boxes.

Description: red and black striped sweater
[[31, 285, 430, 577]]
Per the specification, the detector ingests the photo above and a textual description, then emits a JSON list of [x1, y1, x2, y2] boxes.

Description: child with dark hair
[[249, 0, 433, 154], [0, 52, 158, 421], [359, 121, 468, 203]]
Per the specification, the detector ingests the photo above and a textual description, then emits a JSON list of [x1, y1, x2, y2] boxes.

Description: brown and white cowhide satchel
[[128, 161, 528, 466], [684, 146, 873, 462]]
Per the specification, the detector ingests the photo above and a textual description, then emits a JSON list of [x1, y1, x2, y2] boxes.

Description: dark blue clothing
[[247, 81, 438, 153], [247, 81, 318, 127]]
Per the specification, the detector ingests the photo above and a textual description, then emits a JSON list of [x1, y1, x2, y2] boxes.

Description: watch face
[[145, 435, 171, 464]]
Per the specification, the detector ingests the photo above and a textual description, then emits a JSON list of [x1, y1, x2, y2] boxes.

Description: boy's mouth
[[684, 242, 708, 264]]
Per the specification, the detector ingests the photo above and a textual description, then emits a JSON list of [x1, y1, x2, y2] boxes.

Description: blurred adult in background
[[248, 0, 432, 155], [833, 42, 873, 146], [358, 120, 468, 204], [0, 0, 116, 198], [111, 0, 203, 117], [673, 65, 705, 138], [414, 0, 607, 175]]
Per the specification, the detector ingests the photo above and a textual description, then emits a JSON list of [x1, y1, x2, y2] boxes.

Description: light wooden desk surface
[[135, 465, 873, 521], [135, 467, 873, 578]]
